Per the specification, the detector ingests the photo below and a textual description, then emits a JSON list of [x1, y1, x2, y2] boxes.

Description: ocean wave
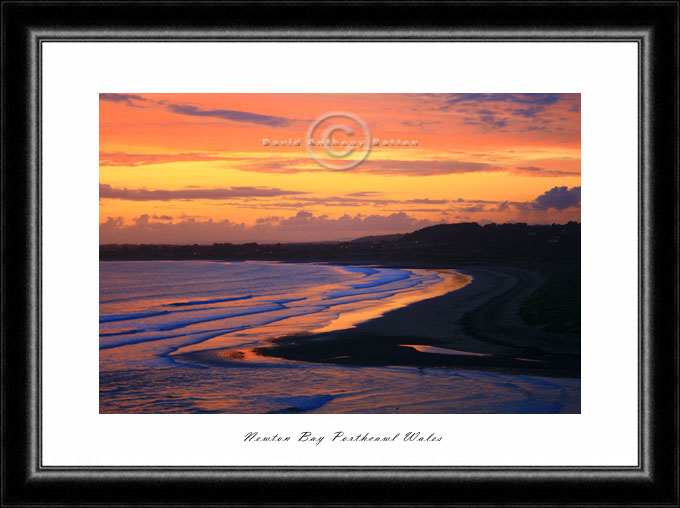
[[347, 269, 411, 289], [100, 304, 228, 324], [100, 304, 330, 350], [100, 262, 443, 353], [168, 295, 253, 307], [323, 279, 426, 300], [142, 303, 286, 332], [337, 266, 380, 277], [100, 310, 172, 323]]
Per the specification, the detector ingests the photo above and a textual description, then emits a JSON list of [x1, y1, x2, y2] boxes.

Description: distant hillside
[[397, 221, 580, 259], [350, 233, 404, 244], [100, 221, 580, 264]]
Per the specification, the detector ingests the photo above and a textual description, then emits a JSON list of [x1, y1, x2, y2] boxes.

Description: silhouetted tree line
[[99, 221, 580, 264]]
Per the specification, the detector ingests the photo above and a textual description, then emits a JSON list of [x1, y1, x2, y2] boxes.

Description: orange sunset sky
[[99, 93, 580, 244]]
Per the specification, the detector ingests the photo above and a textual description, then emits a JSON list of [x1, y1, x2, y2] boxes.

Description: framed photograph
[[2, 1, 678, 505]]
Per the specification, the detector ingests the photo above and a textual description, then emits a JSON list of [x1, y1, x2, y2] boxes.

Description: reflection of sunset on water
[[100, 260, 579, 414]]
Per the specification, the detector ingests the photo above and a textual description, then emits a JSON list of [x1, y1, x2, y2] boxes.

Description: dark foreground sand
[[253, 266, 580, 378]]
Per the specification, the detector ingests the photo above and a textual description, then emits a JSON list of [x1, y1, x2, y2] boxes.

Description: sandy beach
[[177, 265, 580, 378]]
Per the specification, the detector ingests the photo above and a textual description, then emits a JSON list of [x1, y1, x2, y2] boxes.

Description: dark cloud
[[454, 198, 499, 204], [454, 204, 488, 213], [384, 208, 442, 213], [480, 115, 507, 129], [444, 187, 581, 216], [534, 186, 581, 210], [440, 93, 564, 109], [412, 93, 579, 134], [346, 191, 383, 197], [255, 216, 281, 224], [294, 210, 314, 219], [406, 198, 448, 205], [351, 159, 501, 176], [461, 109, 509, 130], [99, 184, 305, 201], [520, 125, 549, 133], [99, 93, 150, 106], [401, 120, 442, 129], [497, 201, 510, 212], [512, 106, 545, 118], [511, 166, 580, 177], [165, 104, 294, 127]]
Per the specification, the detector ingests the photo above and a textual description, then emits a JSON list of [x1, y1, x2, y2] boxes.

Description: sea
[[100, 260, 580, 413]]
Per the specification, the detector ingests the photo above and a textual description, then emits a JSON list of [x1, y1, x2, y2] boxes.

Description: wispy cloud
[[100, 210, 441, 244], [99, 93, 297, 127], [237, 157, 578, 178], [99, 93, 151, 107], [407, 93, 579, 134], [99, 185, 580, 244], [512, 166, 579, 177], [401, 120, 442, 130], [100, 151, 237, 167], [99, 184, 305, 201], [438, 93, 564, 109], [406, 198, 448, 205], [236, 157, 502, 177], [165, 103, 295, 127]]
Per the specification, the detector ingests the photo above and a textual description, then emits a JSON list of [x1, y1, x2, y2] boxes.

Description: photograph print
[[99, 93, 581, 414]]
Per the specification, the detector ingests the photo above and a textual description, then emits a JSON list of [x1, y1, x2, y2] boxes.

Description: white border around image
[[41, 42, 638, 466]]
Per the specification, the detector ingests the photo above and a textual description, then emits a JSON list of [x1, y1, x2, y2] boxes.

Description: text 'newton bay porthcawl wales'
[[244, 431, 443, 446]]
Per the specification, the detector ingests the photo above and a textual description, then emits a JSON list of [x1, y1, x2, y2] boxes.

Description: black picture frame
[[2, 1, 678, 505]]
